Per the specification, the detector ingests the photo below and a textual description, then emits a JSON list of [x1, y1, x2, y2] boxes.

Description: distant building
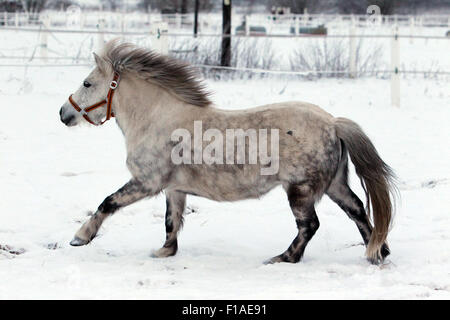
[[271, 6, 291, 15], [0, 0, 24, 12]]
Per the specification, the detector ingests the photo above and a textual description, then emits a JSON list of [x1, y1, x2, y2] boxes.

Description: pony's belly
[[169, 178, 280, 202]]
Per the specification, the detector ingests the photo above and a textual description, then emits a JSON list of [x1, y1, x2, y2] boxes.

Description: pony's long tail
[[334, 117, 397, 263]]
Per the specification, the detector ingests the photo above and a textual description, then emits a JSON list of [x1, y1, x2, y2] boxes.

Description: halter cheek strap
[[68, 72, 120, 126]]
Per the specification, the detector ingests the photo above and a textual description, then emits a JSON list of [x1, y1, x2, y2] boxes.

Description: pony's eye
[[83, 81, 91, 88]]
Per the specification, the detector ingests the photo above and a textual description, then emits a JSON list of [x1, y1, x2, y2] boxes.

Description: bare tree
[[266, 0, 307, 14], [181, 0, 188, 13], [46, 0, 73, 10], [21, 0, 48, 13], [290, 38, 384, 78], [19, 0, 48, 22], [246, 0, 256, 14], [139, 0, 178, 13], [100, 0, 121, 11], [337, 0, 366, 14], [139, 0, 213, 13], [264, 0, 450, 15]]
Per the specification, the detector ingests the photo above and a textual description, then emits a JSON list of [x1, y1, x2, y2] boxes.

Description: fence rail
[[1, 25, 450, 39], [1, 62, 449, 77], [1, 14, 450, 108], [1, 11, 450, 32]]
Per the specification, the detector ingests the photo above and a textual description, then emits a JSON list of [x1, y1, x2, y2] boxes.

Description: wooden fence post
[[391, 25, 401, 107], [244, 15, 250, 36], [97, 18, 105, 50], [121, 12, 125, 33], [176, 13, 181, 29], [151, 22, 169, 55], [40, 15, 50, 62], [349, 16, 357, 78]]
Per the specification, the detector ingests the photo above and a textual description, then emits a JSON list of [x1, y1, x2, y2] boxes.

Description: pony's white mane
[[99, 40, 211, 107]]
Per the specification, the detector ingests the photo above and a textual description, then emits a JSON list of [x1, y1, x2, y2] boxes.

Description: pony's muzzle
[[60, 107, 76, 126]]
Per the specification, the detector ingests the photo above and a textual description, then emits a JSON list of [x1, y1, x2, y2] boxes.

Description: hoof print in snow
[[422, 180, 438, 188], [185, 205, 199, 215], [421, 179, 447, 189], [46, 242, 60, 250], [60, 172, 78, 177], [335, 242, 365, 251], [378, 259, 395, 269], [0, 244, 26, 257]]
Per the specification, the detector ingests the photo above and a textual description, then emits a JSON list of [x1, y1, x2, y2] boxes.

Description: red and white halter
[[68, 72, 120, 126]]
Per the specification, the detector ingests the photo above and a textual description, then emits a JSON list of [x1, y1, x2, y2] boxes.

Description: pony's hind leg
[[70, 179, 152, 246], [326, 157, 390, 260], [266, 183, 319, 264], [152, 191, 186, 258]]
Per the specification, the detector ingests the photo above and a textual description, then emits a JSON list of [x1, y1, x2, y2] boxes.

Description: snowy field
[[0, 63, 449, 299]]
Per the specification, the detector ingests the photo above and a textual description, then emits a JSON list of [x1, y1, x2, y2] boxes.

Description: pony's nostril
[[59, 108, 63, 116], [62, 114, 75, 126]]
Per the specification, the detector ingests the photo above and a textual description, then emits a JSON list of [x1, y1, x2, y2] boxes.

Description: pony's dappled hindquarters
[[61, 40, 396, 264]]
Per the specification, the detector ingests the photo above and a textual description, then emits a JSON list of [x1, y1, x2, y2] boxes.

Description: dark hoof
[[70, 237, 89, 246], [367, 244, 391, 265], [263, 258, 279, 265], [264, 254, 297, 264], [381, 244, 390, 259], [151, 246, 177, 258]]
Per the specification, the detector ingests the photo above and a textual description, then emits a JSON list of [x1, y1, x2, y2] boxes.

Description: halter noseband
[[68, 72, 120, 126]]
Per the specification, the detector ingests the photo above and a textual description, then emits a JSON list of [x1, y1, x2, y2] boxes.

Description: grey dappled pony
[[59, 40, 396, 264]]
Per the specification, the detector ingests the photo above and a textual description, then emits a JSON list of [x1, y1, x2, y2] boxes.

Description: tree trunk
[[181, 0, 188, 13]]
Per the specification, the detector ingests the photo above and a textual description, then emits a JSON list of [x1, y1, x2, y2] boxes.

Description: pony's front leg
[[152, 191, 186, 258], [70, 179, 152, 246]]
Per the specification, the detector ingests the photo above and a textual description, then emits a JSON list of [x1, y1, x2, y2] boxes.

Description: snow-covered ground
[[0, 65, 449, 299]]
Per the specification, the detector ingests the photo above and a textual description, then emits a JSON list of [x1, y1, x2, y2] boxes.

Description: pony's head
[[59, 53, 114, 126], [60, 39, 212, 126]]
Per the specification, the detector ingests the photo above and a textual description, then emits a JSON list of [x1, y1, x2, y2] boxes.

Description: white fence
[[1, 12, 450, 108], [1, 11, 450, 33]]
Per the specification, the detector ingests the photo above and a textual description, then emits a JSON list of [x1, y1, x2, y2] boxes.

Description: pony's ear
[[93, 53, 110, 74]]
